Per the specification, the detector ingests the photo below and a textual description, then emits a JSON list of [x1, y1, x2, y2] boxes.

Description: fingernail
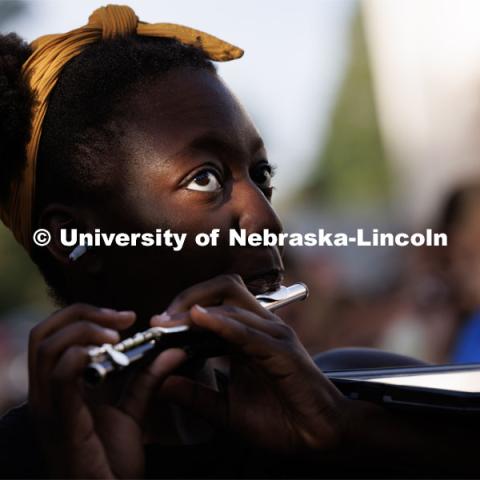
[[151, 312, 171, 324], [103, 328, 120, 341], [118, 310, 135, 317], [194, 304, 208, 314], [100, 308, 117, 315]]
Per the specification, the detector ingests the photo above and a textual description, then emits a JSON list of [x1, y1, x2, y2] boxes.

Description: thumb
[[118, 348, 188, 425]]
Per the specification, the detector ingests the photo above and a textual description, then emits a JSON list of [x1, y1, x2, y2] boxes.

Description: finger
[[29, 305, 135, 380], [48, 345, 92, 431], [189, 305, 279, 360], [151, 305, 284, 337], [150, 311, 191, 327], [34, 322, 121, 400], [118, 348, 188, 425], [196, 305, 290, 338], [164, 274, 268, 318], [157, 375, 228, 430], [189, 307, 317, 393], [47, 345, 112, 452], [31, 304, 135, 345]]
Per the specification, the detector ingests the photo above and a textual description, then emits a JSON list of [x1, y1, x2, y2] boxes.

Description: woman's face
[[94, 67, 284, 320]]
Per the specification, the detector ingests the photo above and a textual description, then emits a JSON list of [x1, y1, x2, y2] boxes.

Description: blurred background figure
[[435, 183, 480, 363], [3, 0, 480, 413]]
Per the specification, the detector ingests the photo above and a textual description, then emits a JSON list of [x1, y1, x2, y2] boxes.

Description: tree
[[300, 7, 391, 208]]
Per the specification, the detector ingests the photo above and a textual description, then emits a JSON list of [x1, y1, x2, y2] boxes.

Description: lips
[[243, 269, 284, 295], [224, 245, 284, 295]]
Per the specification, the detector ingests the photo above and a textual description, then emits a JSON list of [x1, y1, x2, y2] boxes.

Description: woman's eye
[[186, 169, 222, 192], [252, 165, 273, 189]]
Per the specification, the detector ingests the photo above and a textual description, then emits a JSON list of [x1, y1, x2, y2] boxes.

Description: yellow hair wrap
[[0, 4, 243, 251]]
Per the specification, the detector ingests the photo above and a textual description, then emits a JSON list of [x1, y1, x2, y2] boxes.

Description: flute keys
[[87, 345, 104, 358], [104, 344, 130, 366]]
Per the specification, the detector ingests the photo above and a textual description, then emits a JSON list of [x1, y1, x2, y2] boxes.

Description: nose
[[234, 180, 283, 236]]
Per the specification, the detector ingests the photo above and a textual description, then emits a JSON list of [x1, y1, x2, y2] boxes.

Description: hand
[[151, 274, 349, 454], [28, 303, 188, 478]]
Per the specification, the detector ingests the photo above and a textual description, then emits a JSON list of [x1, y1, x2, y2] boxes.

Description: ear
[[37, 204, 103, 273]]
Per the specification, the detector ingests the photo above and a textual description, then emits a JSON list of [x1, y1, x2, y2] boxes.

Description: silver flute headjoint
[[84, 283, 308, 386]]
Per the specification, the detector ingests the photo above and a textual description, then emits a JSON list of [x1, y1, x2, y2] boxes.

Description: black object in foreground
[[327, 363, 480, 414]]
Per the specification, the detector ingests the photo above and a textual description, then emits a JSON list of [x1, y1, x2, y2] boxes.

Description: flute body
[[84, 283, 308, 386]]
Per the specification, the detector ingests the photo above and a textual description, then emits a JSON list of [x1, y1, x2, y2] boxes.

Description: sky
[[3, 0, 356, 207], [364, 0, 480, 226]]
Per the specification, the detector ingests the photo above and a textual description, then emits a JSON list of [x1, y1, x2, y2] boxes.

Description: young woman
[[0, 5, 478, 478]]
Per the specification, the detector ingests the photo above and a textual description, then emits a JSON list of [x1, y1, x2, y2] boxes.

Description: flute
[[84, 283, 308, 386]]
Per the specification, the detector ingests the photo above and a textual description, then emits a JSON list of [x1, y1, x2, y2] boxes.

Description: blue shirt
[[452, 311, 480, 363]]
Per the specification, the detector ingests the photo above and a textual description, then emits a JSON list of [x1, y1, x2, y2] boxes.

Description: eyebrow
[[182, 131, 266, 161]]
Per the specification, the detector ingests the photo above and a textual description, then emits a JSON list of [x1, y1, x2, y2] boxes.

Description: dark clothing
[[0, 401, 475, 479], [0, 403, 329, 479], [0, 403, 46, 478]]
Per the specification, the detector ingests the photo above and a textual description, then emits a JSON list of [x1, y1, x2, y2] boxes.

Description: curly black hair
[[0, 32, 215, 305], [0, 33, 33, 206]]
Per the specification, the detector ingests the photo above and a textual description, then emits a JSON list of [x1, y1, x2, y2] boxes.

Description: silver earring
[[69, 244, 91, 262]]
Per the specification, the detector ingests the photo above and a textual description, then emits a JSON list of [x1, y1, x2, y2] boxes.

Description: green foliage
[[0, 223, 51, 314], [301, 8, 391, 207]]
